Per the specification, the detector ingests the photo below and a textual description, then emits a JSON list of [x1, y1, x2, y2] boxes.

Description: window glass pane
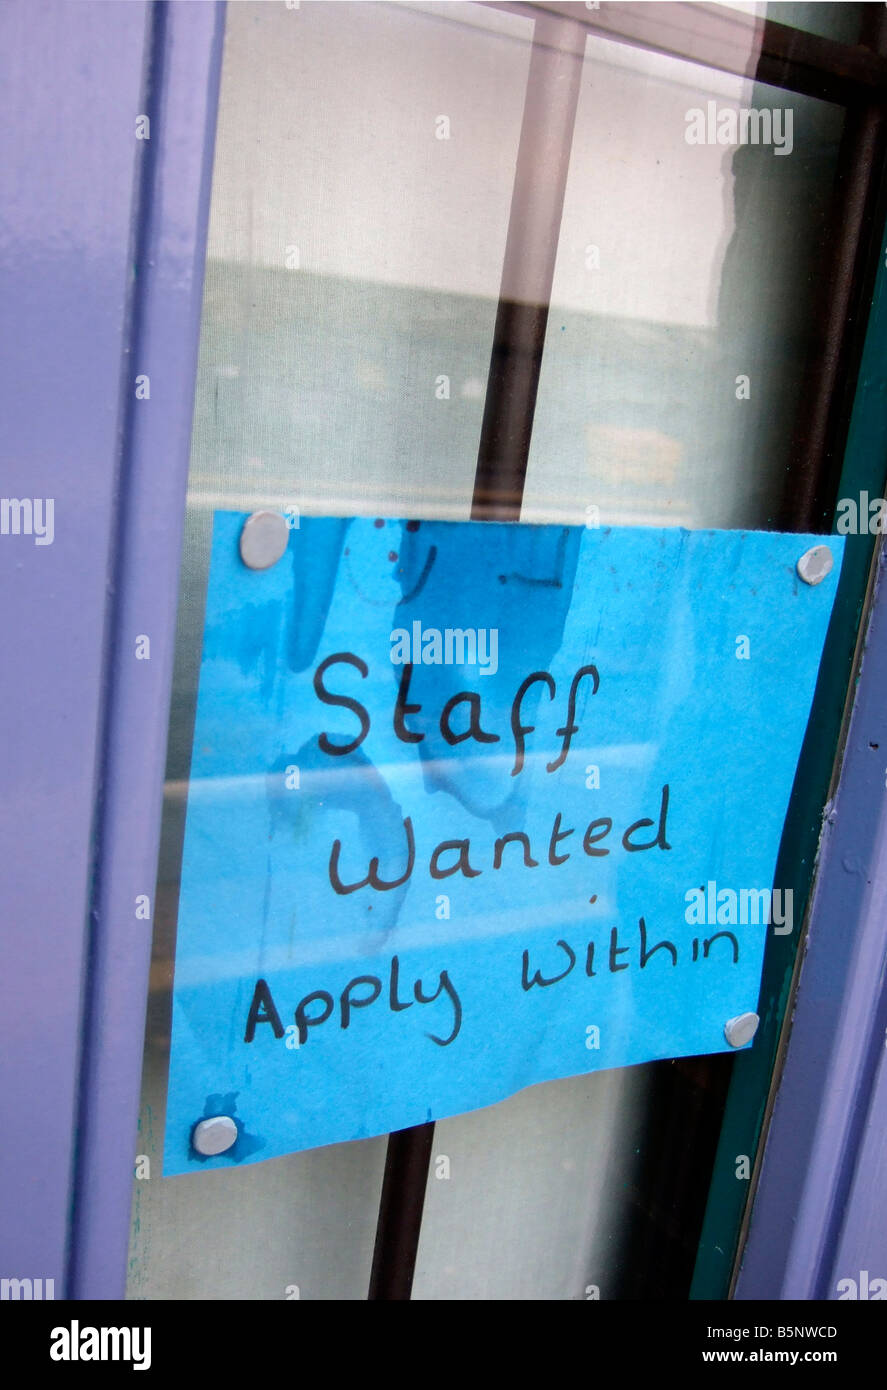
[[520, 37, 843, 528], [191, 0, 531, 523], [412, 28, 846, 1301], [127, 0, 533, 1301], [128, 0, 853, 1302]]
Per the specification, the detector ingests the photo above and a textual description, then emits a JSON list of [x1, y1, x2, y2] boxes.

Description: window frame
[[12, 0, 883, 1300]]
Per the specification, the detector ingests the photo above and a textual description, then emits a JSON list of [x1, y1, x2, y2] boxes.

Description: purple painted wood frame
[[737, 539, 887, 1299], [0, 0, 151, 1296], [68, 0, 225, 1300], [0, 0, 224, 1300]]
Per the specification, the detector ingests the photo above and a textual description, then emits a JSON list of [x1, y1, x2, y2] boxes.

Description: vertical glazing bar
[[368, 11, 586, 1300], [368, 1124, 437, 1300], [472, 12, 586, 520]]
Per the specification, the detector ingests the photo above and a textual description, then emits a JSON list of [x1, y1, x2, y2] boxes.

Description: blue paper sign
[[163, 514, 843, 1173]]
